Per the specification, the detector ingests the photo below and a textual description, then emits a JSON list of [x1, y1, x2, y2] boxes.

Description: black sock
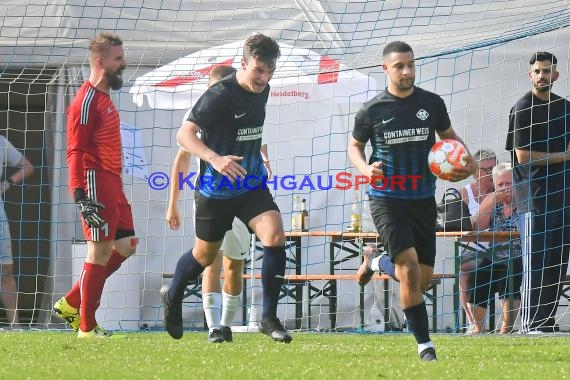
[[261, 246, 286, 319], [168, 249, 205, 304], [403, 301, 430, 344]]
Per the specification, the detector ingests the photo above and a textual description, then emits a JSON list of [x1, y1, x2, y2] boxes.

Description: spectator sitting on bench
[[459, 149, 497, 332], [468, 162, 522, 334]]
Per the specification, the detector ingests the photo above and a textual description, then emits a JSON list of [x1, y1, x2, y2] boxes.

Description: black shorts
[[194, 187, 280, 242], [369, 196, 437, 267]]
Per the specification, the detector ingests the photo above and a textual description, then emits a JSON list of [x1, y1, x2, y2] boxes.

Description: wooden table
[[282, 230, 520, 331]]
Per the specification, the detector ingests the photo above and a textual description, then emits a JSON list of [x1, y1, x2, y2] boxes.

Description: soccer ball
[[427, 139, 467, 180]]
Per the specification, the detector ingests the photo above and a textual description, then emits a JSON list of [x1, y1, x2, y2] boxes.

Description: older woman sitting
[[468, 162, 522, 334]]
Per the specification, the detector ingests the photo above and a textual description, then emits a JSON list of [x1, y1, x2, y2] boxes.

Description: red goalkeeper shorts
[[81, 169, 134, 241]]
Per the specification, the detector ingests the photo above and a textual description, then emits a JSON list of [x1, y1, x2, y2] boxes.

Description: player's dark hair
[[243, 33, 280, 64], [530, 51, 557, 65], [383, 41, 413, 58]]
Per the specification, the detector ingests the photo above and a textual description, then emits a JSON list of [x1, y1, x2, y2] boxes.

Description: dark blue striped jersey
[[352, 86, 451, 199], [186, 72, 268, 199]]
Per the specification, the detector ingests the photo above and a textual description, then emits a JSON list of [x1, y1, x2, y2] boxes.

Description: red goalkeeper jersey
[[67, 81, 122, 191]]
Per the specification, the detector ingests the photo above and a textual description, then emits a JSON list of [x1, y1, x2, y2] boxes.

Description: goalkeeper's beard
[[105, 68, 125, 91]]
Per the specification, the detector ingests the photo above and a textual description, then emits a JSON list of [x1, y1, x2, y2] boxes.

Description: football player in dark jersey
[[162, 33, 292, 343], [349, 41, 475, 361]]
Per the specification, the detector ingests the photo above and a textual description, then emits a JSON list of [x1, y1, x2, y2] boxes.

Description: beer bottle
[[301, 198, 309, 231], [350, 193, 362, 232]]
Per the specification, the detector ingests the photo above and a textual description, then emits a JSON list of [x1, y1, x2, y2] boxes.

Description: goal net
[[0, 0, 569, 333]]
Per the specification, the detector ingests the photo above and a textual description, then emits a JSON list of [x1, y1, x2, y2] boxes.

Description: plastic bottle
[[361, 194, 375, 232]]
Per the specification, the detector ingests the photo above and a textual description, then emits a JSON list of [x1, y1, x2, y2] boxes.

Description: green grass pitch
[[1, 331, 569, 379]]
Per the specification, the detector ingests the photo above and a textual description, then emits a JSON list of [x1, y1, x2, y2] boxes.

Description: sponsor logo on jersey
[[383, 127, 430, 145], [236, 126, 263, 141], [416, 108, 429, 120]]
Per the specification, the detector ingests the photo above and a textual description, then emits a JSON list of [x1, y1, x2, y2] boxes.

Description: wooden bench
[[162, 272, 453, 332], [281, 273, 452, 331]]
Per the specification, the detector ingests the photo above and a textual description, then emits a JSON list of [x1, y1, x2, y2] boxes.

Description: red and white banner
[[130, 41, 376, 109]]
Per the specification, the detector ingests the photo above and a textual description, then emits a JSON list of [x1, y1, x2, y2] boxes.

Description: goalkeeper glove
[[74, 189, 106, 229]]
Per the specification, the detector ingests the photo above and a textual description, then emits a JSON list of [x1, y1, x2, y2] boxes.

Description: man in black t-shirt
[[505, 51, 570, 333], [161, 34, 292, 343]]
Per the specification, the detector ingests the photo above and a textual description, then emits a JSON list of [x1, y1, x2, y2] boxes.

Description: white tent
[[2, 0, 568, 68], [130, 41, 375, 109]]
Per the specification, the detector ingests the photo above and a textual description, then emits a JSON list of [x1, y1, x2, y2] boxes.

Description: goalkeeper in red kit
[[53, 32, 138, 337]]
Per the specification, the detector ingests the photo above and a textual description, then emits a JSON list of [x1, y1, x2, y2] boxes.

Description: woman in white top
[[459, 149, 497, 331]]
